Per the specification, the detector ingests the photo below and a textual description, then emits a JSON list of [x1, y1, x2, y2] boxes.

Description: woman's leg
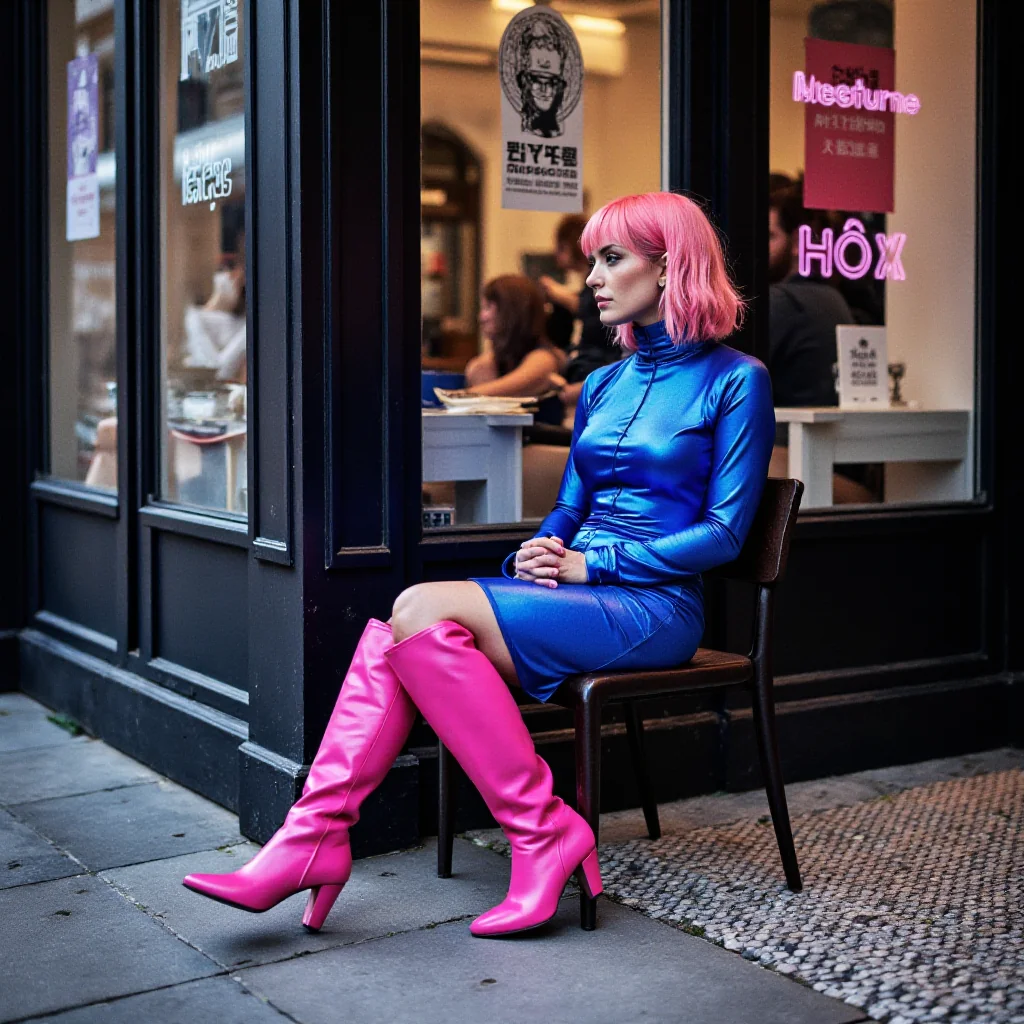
[[386, 597, 603, 937], [183, 619, 417, 930], [390, 581, 519, 684]]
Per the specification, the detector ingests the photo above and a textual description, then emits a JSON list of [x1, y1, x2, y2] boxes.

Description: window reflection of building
[[47, 0, 118, 488], [421, 124, 482, 370], [160, 0, 248, 515], [768, 0, 977, 507], [419, 0, 662, 528]]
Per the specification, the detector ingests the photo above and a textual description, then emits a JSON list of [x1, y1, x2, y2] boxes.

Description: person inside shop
[[182, 225, 247, 385], [539, 215, 620, 422], [463, 274, 566, 425], [768, 182, 879, 502], [183, 191, 775, 940]]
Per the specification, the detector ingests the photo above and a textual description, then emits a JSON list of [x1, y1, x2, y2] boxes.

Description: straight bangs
[[580, 192, 745, 351]]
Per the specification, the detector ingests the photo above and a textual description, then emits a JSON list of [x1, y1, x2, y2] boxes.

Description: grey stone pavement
[[0, 690, 1014, 1024]]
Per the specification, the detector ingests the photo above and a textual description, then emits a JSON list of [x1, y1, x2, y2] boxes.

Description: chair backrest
[[709, 478, 804, 586]]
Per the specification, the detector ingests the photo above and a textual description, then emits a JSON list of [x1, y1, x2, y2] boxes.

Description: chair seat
[[552, 647, 753, 705]]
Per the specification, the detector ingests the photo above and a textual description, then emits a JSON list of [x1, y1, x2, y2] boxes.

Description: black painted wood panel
[[771, 529, 985, 676], [152, 532, 248, 690], [38, 504, 117, 641]]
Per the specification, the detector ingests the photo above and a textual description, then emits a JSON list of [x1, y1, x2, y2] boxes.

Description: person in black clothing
[[768, 184, 853, 411], [768, 182, 880, 501], [539, 215, 620, 416]]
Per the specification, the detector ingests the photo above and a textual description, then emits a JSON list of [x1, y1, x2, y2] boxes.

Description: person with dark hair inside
[[768, 181, 880, 502], [767, 182, 852, 409], [539, 215, 620, 419], [465, 274, 566, 424]]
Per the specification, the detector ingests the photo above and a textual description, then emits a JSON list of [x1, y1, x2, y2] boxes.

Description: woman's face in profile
[[585, 244, 663, 327], [479, 297, 499, 341]]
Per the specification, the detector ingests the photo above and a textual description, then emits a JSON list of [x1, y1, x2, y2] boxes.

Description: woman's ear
[[657, 253, 668, 289]]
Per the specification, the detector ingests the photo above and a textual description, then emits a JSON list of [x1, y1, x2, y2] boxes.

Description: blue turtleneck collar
[[632, 320, 708, 363]]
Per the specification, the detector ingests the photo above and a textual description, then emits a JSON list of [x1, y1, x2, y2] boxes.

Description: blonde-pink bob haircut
[[579, 191, 745, 352]]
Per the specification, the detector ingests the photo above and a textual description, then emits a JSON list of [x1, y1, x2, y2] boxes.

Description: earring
[[658, 275, 667, 288]]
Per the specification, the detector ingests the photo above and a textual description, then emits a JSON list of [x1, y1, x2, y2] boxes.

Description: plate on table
[[432, 388, 538, 413]]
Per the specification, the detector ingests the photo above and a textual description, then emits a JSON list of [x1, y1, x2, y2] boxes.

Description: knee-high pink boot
[[386, 620, 602, 937], [183, 619, 416, 931]]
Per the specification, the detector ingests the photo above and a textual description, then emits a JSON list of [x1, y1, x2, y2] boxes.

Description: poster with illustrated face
[[66, 54, 100, 242], [499, 6, 584, 213]]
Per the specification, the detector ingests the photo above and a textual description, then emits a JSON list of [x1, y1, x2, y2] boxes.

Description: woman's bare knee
[[390, 584, 438, 643]]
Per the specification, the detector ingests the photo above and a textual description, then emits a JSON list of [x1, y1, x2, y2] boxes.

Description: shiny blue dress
[[471, 320, 775, 703]]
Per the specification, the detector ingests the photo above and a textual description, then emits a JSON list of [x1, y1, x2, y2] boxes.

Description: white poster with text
[[499, 7, 583, 213], [836, 325, 889, 407]]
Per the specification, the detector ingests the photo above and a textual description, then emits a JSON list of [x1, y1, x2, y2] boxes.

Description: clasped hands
[[514, 536, 588, 588]]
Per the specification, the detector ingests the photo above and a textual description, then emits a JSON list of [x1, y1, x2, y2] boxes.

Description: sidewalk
[[0, 690, 1018, 1024]]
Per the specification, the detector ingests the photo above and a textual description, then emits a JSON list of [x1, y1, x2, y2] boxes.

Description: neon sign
[[798, 219, 906, 282], [792, 73, 921, 116]]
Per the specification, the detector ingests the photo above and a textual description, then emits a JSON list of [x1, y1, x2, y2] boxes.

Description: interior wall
[[885, 0, 977, 415], [769, 13, 806, 178]]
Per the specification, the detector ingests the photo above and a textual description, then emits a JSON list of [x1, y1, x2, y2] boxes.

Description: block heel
[[575, 848, 603, 899], [302, 884, 344, 932]]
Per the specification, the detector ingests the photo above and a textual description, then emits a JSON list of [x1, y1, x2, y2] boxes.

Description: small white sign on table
[[836, 325, 889, 409]]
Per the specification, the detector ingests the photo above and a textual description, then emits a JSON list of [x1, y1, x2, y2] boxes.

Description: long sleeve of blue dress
[[582, 360, 774, 585], [539, 329, 775, 586], [477, 321, 775, 703]]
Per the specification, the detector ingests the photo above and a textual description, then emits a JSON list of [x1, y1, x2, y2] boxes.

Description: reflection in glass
[[160, 0, 247, 514], [419, 0, 663, 528], [47, 0, 118, 489]]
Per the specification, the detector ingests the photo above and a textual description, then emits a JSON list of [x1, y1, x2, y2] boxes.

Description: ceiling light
[[492, 0, 534, 12], [568, 14, 626, 37]]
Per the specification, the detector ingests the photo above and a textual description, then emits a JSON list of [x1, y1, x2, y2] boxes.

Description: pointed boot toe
[[181, 871, 277, 913]]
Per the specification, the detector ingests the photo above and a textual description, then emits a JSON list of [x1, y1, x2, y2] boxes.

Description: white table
[[422, 409, 534, 524], [775, 407, 971, 509]]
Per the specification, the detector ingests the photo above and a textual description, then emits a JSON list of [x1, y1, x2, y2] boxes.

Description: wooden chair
[[436, 478, 805, 930]]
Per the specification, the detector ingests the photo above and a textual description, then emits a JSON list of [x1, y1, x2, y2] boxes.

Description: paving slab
[[0, 807, 82, 889], [0, 739, 160, 806], [0, 711, 88, 754], [103, 837, 513, 970], [27, 976, 292, 1024], [237, 899, 865, 1024], [0, 693, 49, 715], [0, 873, 219, 1023], [15, 778, 244, 871]]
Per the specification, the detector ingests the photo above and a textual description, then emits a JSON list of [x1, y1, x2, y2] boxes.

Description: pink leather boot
[[386, 620, 602, 937], [183, 619, 416, 931]]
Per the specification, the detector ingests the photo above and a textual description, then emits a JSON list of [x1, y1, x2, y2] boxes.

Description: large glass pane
[[768, 0, 977, 509], [159, 0, 247, 514], [420, 0, 663, 529], [47, 0, 118, 490]]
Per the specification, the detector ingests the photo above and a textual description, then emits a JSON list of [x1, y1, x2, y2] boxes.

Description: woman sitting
[[464, 274, 566, 424]]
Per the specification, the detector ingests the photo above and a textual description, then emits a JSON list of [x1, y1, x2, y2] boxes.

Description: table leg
[[484, 427, 523, 523], [787, 423, 835, 509]]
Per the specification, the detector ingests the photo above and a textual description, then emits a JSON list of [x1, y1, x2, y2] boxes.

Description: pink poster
[[799, 38, 896, 213]]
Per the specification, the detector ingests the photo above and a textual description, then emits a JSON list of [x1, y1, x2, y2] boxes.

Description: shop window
[[420, 0, 663, 530], [158, 0, 247, 515], [767, 0, 977, 510], [46, 0, 118, 490]]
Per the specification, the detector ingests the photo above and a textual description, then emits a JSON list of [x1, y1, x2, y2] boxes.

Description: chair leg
[[623, 701, 661, 840], [750, 673, 802, 892], [437, 740, 460, 878], [574, 691, 602, 930]]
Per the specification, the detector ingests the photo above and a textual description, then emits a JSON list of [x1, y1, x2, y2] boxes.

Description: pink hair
[[579, 192, 745, 351]]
